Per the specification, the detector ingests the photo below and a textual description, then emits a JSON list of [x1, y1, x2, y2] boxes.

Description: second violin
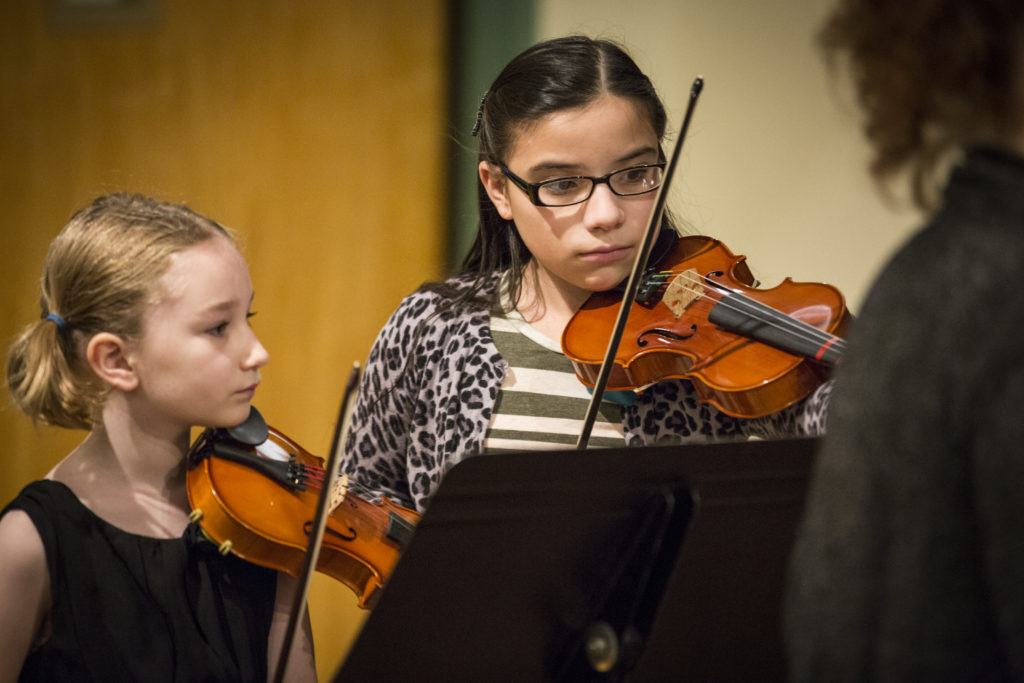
[[186, 408, 420, 608]]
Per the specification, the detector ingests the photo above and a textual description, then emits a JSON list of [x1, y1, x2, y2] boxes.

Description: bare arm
[[267, 572, 317, 683], [0, 510, 50, 683]]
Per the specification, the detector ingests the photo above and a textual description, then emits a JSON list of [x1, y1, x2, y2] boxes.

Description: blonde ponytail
[[6, 316, 99, 430]]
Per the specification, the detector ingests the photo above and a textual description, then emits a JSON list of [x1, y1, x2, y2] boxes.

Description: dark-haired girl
[[342, 36, 832, 514]]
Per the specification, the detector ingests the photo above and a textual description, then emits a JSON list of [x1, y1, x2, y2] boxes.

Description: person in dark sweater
[[785, 1, 1024, 680]]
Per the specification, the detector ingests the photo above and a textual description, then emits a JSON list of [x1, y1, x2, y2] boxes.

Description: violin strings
[[646, 268, 847, 356], [297, 472, 414, 539], [296, 462, 326, 489], [288, 455, 405, 516], [648, 267, 835, 345], [344, 479, 418, 535], [665, 268, 846, 353], [665, 269, 844, 353]]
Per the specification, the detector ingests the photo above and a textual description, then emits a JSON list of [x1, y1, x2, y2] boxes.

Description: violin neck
[[707, 293, 844, 367], [388, 513, 416, 546]]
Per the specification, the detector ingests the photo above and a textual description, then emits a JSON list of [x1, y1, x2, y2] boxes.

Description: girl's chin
[[581, 270, 631, 294], [539, 266, 630, 301], [207, 404, 256, 431]]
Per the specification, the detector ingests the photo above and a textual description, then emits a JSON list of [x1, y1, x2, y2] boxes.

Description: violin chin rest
[[226, 405, 270, 446]]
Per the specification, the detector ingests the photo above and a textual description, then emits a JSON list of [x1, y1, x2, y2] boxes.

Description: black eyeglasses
[[502, 163, 666, 207]]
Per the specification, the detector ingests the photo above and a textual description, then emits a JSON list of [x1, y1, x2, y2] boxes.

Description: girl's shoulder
[[0, 504, 46, 565], [0, 487, 51, 669], [3, 480, 88, 543], [0, 499, 47, 595], [388, 272, 500, 329], [412, 271, 500, 305]]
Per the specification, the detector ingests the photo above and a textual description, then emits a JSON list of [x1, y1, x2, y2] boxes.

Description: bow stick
[[576, 76, 705, 449], [271, 362, 362, 683]]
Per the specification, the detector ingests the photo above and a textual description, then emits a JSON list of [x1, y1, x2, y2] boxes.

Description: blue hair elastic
[[45, 312, 67, 332]]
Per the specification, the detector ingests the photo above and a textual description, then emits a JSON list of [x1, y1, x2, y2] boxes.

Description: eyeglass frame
[[500, 162, 667, 207]]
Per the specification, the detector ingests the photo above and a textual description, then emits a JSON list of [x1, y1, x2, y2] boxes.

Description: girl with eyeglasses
[[342, 35, 833, 514]]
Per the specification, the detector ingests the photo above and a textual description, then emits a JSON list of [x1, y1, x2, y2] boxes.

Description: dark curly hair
[[819, 0, 1024, 209]]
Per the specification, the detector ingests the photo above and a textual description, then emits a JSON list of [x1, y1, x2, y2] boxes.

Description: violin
[[562, 233, 850, 419], [185, 407, 420, 609]]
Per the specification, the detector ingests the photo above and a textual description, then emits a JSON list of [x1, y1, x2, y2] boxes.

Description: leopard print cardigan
[[342, 272, 831, 513]]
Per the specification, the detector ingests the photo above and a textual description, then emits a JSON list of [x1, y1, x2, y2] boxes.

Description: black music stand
[[333, 437, 818, 682]]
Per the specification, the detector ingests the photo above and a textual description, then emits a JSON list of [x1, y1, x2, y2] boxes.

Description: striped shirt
[[483, 307, 627, 454]]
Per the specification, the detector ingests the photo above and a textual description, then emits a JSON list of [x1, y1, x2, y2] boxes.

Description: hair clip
[[471, 91, 488, 137]]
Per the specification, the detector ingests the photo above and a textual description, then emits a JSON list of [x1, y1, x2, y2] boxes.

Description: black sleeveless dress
[[3, 480, 278, 682]]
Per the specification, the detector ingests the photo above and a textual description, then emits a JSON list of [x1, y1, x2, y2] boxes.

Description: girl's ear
[[478, 161, 514, 220], [86, 333, 139, 391]]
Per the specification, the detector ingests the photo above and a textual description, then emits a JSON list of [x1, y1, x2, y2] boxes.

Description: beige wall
[[539, 0, 921, 311], [0, 2, 447, 678]]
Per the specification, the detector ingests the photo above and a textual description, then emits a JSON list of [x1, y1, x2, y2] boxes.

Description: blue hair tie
[[45, 312, 67, 332]]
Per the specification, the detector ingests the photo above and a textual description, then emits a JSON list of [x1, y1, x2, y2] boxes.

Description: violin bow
[[271, 361, 362, 683], [576, 76, 705, 450]]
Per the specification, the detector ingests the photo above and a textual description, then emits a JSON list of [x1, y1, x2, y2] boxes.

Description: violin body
[[562, 235, 851, 418], [186, 423, 420, 608]]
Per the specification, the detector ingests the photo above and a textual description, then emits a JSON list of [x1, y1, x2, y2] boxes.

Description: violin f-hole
[[637, 325, 696, 347], [703, 270, 727, 287], [305, 520, 357, 543]]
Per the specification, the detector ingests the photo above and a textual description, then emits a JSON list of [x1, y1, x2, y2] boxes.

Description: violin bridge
[[328, 472, 349, 514], [663, 269, 703, 318]]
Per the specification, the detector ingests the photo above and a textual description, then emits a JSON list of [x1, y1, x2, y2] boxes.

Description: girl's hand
[[267, 572, 318, 682]]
